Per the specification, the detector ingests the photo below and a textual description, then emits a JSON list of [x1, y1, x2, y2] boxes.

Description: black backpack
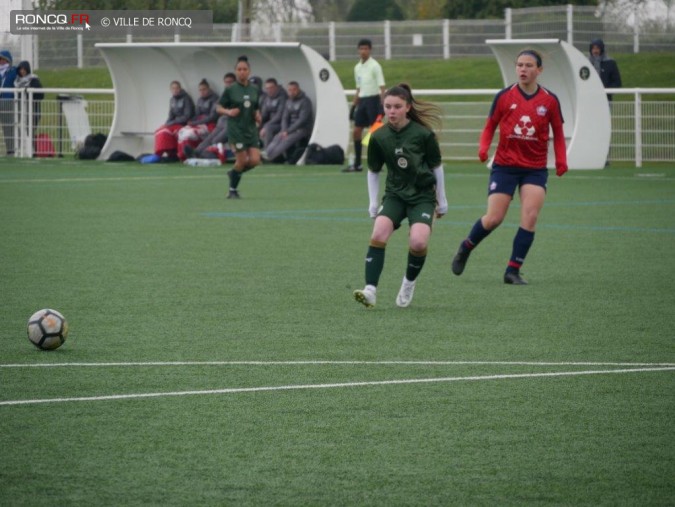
[[305, 144, 345, 165], [76, 133, 107, 160]]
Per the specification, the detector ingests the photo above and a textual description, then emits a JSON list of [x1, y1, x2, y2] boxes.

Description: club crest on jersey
[[537, 105, 547, 116], [397, 157, 408, 168]]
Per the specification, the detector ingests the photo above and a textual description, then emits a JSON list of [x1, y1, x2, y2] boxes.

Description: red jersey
[[479, 84, 567, 171]]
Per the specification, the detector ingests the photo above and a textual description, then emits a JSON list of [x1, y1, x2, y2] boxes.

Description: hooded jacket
[[281, 90, 313, 136], [166, 89, 195, 126], [15, 61, 44, 100], [589, 39, 622, 99], [0, 50, 18, 100]]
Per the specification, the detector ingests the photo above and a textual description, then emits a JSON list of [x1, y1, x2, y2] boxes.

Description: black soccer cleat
[[504, 271, 528, 285], [451, 246, 471, 276], [227, 190, 240, 199]]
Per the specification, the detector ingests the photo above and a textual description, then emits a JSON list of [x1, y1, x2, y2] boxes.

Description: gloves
[[556, 163, 568, 177], [478, 150, 488, 163]]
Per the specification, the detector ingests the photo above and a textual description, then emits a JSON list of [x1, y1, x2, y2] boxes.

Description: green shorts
[[378, 194, 435, 229], [230, 141, 260, 152]]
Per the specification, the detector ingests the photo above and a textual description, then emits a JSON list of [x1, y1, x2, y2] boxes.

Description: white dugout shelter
[[486, 39, 611, 170], [95, 42, 350, 161]]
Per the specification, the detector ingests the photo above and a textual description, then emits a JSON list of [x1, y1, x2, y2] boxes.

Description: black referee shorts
[[354, 95, 383, 128]]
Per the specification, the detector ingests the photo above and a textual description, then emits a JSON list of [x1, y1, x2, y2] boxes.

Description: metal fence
[[3, 5, 674, 69], [2, 88, 673, 167]]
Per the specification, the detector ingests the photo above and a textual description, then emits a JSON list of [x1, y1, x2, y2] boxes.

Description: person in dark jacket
[[263, 81, 313, 163], [184, 73, 236, 162], [15, 61, 44, 128], [154, 80, 195, 159], [0, 50, 18, 156], [589, 38, 622, 101], [177, 78, 219, 160], [259, 78, 287, 148]]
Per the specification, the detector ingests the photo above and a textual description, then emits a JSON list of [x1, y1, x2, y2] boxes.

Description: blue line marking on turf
[[203, 198, 675, 234], [202, 211, 675, 234]]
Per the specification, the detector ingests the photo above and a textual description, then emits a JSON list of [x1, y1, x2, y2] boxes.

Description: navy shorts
[[354, 95, 383, 128], [488, 165, 548, 197]]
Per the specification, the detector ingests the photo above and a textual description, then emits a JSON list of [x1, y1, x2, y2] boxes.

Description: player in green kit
[[353, 84, 448, 308], [216, 55, 261, 199]]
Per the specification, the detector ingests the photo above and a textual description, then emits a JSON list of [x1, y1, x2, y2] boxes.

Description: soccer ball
[[27, 309, 69, 350]]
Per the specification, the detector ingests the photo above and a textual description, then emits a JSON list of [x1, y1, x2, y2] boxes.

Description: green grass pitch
[[0, 158, 673, 505]]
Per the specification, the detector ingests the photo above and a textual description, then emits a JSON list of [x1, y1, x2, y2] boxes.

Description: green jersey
[[367, 120, 442, 204], [219, 81, 260, 148]]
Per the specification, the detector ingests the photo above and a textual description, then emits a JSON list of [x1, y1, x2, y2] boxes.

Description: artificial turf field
[[0, 158, 673, 505]]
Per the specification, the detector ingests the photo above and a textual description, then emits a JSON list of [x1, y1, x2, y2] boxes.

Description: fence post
[[633, 9, 640, 53], [273, 23, 282, 42], [329, 22, 336, 61], [567, 4, 574, 46], [634, 91, 642, 167], [505, 8, 512, 39], [26, 89, 34, 158], [126, 34, 133, 43], [77, 33, 83, 68], [384, 20, 391, 60], [443, 19, 450, 59]]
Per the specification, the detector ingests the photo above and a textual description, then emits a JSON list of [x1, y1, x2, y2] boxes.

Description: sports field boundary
[[2, 360, 674, 368], [1, 364, 673, 407]]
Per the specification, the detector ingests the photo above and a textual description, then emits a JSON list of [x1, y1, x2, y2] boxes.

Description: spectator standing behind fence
[[263, 81, 313, 164], [154, 80, 195, 160], [0, 50, 18, 156], [259, 78, 287, 149], [14, 61, 44, 152], [589, 39, 622, 101], [342, 38, 386, 173], [177, 78, 219, 160], [217, 55, 262, 199]]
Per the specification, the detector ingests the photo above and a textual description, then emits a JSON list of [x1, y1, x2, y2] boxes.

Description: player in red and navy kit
[[451, 49, 568, 285]]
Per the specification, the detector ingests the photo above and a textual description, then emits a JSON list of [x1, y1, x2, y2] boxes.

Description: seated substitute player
[[184, 72, 236, 161], [353, 83, 448, 308], [450, 48, 568, 285], [263, 81, 313, 163], [259, 78, 287, 149], [177, 78, 219, 160], [154, 80, 195, 160]]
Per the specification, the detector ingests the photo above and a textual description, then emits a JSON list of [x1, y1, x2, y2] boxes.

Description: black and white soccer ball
[[27, 309, 69, 350]]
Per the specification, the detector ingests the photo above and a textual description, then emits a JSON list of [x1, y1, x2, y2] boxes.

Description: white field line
[[1, 366, 673, 407], [1, 360, 674, 368]]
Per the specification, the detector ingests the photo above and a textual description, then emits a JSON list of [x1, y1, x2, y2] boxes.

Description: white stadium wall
[[95, 42, 350, 162], [486, 39, 611, 170]]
